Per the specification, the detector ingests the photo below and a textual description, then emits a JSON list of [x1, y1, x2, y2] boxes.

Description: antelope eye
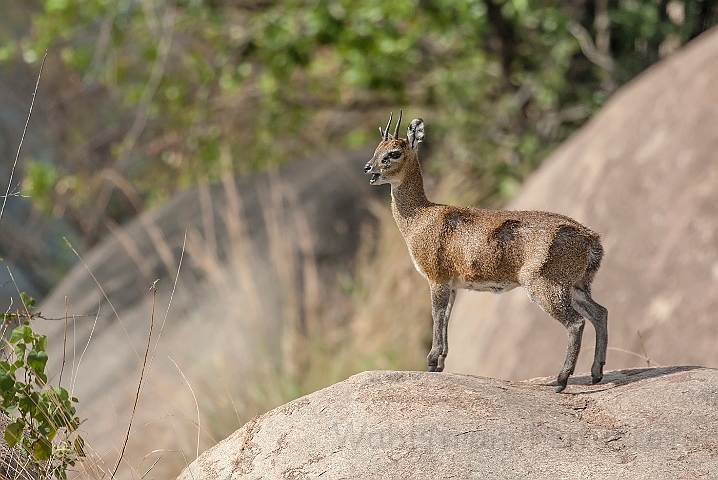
[[389, 150, 402, 159]]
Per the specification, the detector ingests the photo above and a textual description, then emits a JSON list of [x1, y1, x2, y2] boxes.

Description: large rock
[[179, 367, 718, 479], [446, 28, 718, 380]]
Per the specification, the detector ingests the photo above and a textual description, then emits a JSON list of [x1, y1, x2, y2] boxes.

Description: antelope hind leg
[[556, 314, 585, 392], [571, 288, 608, 384], [524, 281, 585, 392]]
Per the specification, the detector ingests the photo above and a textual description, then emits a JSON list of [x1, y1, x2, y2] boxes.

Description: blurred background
[[1, 0, 717, 478]]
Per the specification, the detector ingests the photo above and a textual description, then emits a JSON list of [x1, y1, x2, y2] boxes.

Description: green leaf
[[10, 325, 31, 344], [38, 423, 56, 441], [33, 437, 52, 461], [35, 335, 48, 353], [52, 386, 70, 402], [14, 343, 26, 362], [4, 421, 24, 447], [19, 292, 36, 310], [22, 161, 61, 215], [18, 392, 36, 414], [27, 350, 48, 374], [0, 371, 15, 392]]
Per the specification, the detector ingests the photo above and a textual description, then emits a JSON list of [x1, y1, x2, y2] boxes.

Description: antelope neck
[[390, 158, 431, 227]]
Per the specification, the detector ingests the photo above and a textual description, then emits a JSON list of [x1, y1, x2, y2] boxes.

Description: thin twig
[[0, 188, 31, 199], [71, 301, 100, 398], [111, 279, 159, 478], [636, 331, 651, 367], [72, 306, 76, 396], [169, 357, 201, 459], [141, 232, 191, 474], [146, 231, 186, 385], [6, 267, 33, 321], [141, 454, 162, 479], [1, 298, 13, 342], [35, 314, 102, 321], [220, 377, 242, 425], [607, 346, 662, 367], [138, 230, 187, 455], [0, 50, 47, 224], [59, 297, 68, 387], [63, 236, 141, 360]]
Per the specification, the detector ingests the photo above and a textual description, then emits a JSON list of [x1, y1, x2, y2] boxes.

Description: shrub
[[0, 296, 84, 480]]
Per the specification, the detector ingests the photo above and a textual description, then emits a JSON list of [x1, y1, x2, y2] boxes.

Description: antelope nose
[[364, 163, 372, 173]]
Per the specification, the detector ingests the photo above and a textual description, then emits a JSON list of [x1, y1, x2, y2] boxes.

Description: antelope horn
[[393, 109, 402, 139], [384, 112, 393, 141]]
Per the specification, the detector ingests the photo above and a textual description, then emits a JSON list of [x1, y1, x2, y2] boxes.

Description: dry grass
[[134, 167, 430, 477], [339, 199, 431, 374], [58, 153, 432, 478], [3, 146, 434, 479], [176, 149, 430, 445]]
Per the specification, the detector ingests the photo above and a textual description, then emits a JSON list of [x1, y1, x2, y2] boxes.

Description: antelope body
[[364, 113, 608, 392]]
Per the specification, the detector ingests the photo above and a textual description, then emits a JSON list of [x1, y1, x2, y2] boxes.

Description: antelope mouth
[[369, 173, 380, 184]]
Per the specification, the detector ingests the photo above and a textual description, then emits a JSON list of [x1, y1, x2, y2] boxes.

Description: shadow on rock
[[531, 365, 705, 394]]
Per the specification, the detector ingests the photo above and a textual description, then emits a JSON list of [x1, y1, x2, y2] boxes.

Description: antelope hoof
[[591, 362, 604, 384], [555, 375, 569, 393], [437, 356, 446, 371], [427, 359, 444, 372]]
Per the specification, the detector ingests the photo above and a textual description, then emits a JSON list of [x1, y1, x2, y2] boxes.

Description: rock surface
[[446, 27, 718, 380], [178, 367, 718, 479]]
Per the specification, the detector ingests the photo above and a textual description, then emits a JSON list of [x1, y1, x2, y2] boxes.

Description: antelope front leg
[[428, 283, 451, 372], [439, 288, 456, 371]]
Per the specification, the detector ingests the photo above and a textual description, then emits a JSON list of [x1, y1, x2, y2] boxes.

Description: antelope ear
[[407, 118, 424, 150]]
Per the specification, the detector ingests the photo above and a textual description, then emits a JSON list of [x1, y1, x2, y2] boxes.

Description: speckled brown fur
[[364, 114, 608, 392]]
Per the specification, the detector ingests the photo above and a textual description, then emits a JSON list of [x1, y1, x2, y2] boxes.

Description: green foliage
[[22, 161, 60, 216], [2, 292, 38, 326], [6, 1, 718, 240], [0, 309, 84, 479]]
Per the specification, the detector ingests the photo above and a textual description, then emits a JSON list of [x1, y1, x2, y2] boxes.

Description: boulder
[[178, 367, 718, 479], [446, 28, 718, 380]]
